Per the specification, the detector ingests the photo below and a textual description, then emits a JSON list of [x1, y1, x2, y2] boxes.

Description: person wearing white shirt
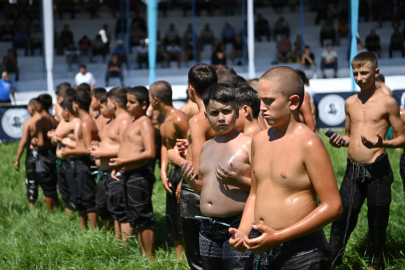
[[166, 42, 182, 68], [74, 65, 96, 90], [136, 40, 149, 69], [321, 43, 338, 78]]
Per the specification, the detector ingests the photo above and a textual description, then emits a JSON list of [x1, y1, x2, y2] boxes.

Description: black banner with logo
[[0, 105, 30, 142]]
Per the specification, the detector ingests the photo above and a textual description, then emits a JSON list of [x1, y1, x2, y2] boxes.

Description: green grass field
[[0, 133, 404, 270]]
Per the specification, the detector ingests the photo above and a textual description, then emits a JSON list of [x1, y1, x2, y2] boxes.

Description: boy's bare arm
[[66, 123, 92, 156], [160, 143, 172, 193], [301, 95, 316, 132], [61, 137, 76, 148], [244, 137, 342, 253], [330, 100, 351, 147], [167, 147, 187, 167], [14, 122, 31, 170], [190, 118, 208, 173]]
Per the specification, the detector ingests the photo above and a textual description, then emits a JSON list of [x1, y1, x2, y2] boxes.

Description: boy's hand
[[229, 228, 248, 252], [161, 175, 173, 194], [54, 135, 62, 142], [60, 147, 71, 157], [14, 160, 19, 171], [109, 158, 125, 169], [176, 139, 189, 157], [91, 140, 100, 146], [216, 163, 240, 186], [47, 130, 55, 138], [243, 224, 281, 253], [89, 147, 103, 159], [329, 133, 344, 148], [361, 133, 383, 148], [111, 169, 120, 181], [181, 161, 197, 184]]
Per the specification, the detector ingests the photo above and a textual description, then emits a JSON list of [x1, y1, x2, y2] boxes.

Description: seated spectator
[[30, 27, 42, 56], [359, 0, 370, 22], [114, 15, 127, 40], [293, 35, 303, 61], [389, 27, 405, 58], [230, 35, 244, 65], [183, 24, 195, 45], [12, 28, 29, 57], [3, 49, 19, 81], [211, 51, 227, 69], [131, 12, 147, 33], [336, 17, 348, 45], [32, 14, 41, 30], [65, 43, 81, 71], [136, 40, 149, 69], [163, 23, 180, 47], [301, 45, 317, 76], [396, 1, 405, 27], [184, 39, 201, 64], [78, 35, 92, 58], [156, 43, 166, 67], [58, 24, 74, 55], [379, 1, 395, 28], [84, 0, 99, 19], [315, 3, 329, 25], [212, 39, 225, 54], [105, 54, 124, 87], [112, 40, 127, 64], [320, 18, 336, 47], [199, 23, 215, 48], [371, 0, 382, 21], [166, 41, 182, 68], [320, 43, 338, 78], [16, 14, 30, 32], [56, 0, 76, 20], [130, 24, 146, 48], [0, 15, 15, 41], [74, 64, 95, 90], [271, 0, 285, 14], [365, 29, 381, 57], [255, 14, 270, 42], [0, 71, 16, 104], [276, 34, 292, 63], [273, 16, 290, 41], [221, 21, 236, 46], [91, 34, 106, 62]]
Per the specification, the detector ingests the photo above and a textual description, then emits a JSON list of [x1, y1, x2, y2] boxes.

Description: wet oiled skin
[[75, 114, 98, 154], [253, 125, 318, 230], [55, 118, 80, 159], [117, 116, 151, 171], [199, 132, 251, 218], [95, 113, 130, 170], [160, 109, 189, 150]]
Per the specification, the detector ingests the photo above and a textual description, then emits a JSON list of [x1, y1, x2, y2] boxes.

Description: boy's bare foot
[[65, 206, 74, 215], [78, 210, 88, 230], [174, 239, 184, 259]]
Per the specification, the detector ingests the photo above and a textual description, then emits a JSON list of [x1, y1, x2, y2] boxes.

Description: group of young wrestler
[[13, 51, 404, 270]]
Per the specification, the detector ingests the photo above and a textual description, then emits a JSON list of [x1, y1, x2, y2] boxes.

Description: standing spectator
[[30, 27, 42, 56], [365, 29, 381, 58], [301, 45, 317, 77], [105, 54, 123, 87], [166, 41, 182, 68], [0, 71, 16, 104], [65, 43, 81, 71], [230, 35, 244, 65], [58, 24, 74, 55], [3, 49, 19, 81], [184, 39, 200, 64], [315, 3, 329, 25], [199, 23, 215, 48], [336, 17, 349, 45], [78, 35, 92, 59], [13, 28, 29, 56], [321, 43, 338, 78], [221, 21, 236, 46], [320, 18, 336, 47], [90, 34, 106, 62], [112, 40, 127, 64], [99, 24, 111, 54], [136, 40, 149, 69], [130, 24, 146, 48], [293, 35, 303, 61], [255, 14, 270, 42], [74, 65, 95, 90], [163, 23, 180, 47], [273, 16, 290, 41], [276, 34, 292, 63], [389, 27, 405, 58]]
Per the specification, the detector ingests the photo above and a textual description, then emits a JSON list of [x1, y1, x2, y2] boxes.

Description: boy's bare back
[[160, 109, 189, 150], [76, 115, 98, 151]]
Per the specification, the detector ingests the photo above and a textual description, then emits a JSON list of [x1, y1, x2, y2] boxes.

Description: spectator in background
[[301, 45, 317, 76], [293, 35, 303, 62], [321, 43, 338, 78], [13, 28, 29, 56], [114, 15, 127, 40], [336, 17, 349, 46], [320, 18, 336, 47], [58, 24, 74, 55], [99, 24, 111, 54], [156, 43, 166, 67], [130, 24, 146, 48], [57, 0, 76, 20], [166, 41, 182, 68], [91, 34, 106, 62], [315, 3, 329, 25], [255, 14, 270, 42], [276, 34, 292, 63], [199, 23, 215, 48], [0, 71, 16, 104], [74, 65, 95, 90], [230, 35, 244, 65], [271, 0, 285, 14], [182, 24, 195, 45], [273, 16, 290, 41], [17, 14, 30, 32], [0, 15, 15, 41], [112, 40, 128, 64], [78, 35, 92, 59], [3, 49, 19, 81], [359, 0, 370, 22], [375, 74, 393, 96], [30, 27, 42, 56], [131, 11, 147, 33], [379, 1, 395, 28], [365, 29, 381, 58], [221, 21, 236, 46], [389, 27, 405, 58], [211, 50, 227, 69], [105, 54, 123, 87], [396, 1, 405, 27], [371, 0, 382, 21], [65, 43, 80, 71], [212, 39, 225, 55], [136, 40, 149, 69], [357, 41, 367, 54], [184, 39, 201, 64], [163, 23, 180, 47]]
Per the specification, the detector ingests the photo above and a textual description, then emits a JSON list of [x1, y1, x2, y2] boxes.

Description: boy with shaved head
[[149, 80, 189, 258], [229, 67, 342, 269], [328, 52, 405, 270], [234, 85, 263, 137]]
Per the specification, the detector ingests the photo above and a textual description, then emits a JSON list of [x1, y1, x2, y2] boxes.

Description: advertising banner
[[0, 105, 30, 142]]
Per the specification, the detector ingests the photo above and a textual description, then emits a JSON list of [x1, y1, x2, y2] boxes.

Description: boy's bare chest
[[349, 102, 386, 124], [106, 121, 121, 142]]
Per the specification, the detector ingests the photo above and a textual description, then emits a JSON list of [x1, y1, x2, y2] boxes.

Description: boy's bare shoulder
[[236, 131, 253, 144], [252, 128, 269, 143], [379, 93, 399, 109], [298, 124, 325, 151]]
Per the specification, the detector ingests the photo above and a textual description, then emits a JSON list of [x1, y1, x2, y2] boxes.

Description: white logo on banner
[[1, 108, 31, 139], [318, 94, 346, 126]]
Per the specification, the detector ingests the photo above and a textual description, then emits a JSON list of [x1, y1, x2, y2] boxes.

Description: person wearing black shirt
[[230, 35, 244, 65], [301, 45, 316, 75], [255, 14, 270, 42], [105, 54, 124, 87], [365, 29, 382, 57]]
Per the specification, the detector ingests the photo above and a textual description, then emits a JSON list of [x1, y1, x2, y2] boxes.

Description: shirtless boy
[[61, 91, 99, 229], [32, 94, 59, 211], [182, 83, 256, 269], [234, 85, 263, 137], [229, 67, 342, 270], [54, 82, 72, 121], [109, 86, 156, 257], [328, 52, 405, 270], [180, 89, 199, 119], [90, 87, 131, 234], [375, 74, 392, 96], [296, 70, 316, 132], [14, 98, 40, 208], [149, 81, 189, 258], [90, 88, 110, 138]]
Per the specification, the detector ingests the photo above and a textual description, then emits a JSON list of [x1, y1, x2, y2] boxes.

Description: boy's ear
[[289, 95, 300, 112], [204, 111, 210, 125], [141, 101, 148, 110], [242, 105, 250, 117], [375, 67, 380, 77]]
